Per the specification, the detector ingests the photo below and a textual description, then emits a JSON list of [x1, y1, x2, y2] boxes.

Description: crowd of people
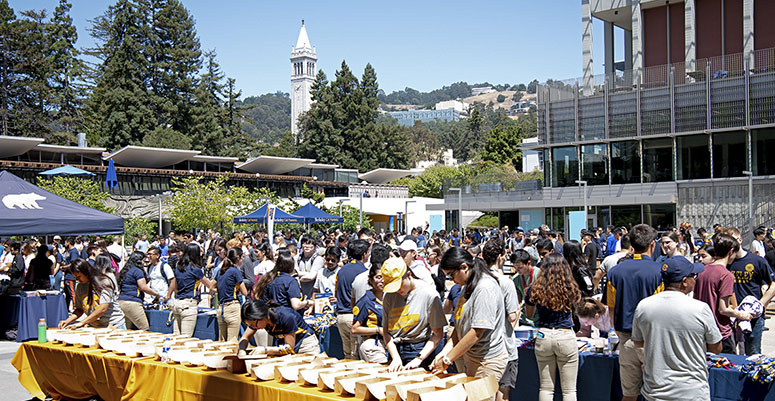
[[1, 220, 774, 400]]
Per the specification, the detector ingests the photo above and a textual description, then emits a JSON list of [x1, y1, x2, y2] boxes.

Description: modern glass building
[[441, 0, 775, 240]]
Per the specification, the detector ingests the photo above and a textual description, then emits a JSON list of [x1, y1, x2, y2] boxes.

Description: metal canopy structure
[[358, 168, 413, 184], [236, 155, 315, 175], [104, 146, 200, 168], [0, 136, 45, 158]]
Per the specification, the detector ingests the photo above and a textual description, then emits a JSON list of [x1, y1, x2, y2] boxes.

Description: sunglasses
[[325, 258, 338, 263]]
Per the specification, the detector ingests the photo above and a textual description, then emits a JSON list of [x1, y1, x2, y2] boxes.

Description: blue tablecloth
[[317, 323, 344, 359], [513, 348, 774, 401], [145, 308, 219, 341], [0, 293, 68, 342]]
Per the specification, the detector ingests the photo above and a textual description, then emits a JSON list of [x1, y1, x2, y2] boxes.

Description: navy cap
[[660, 256, 705, 283]]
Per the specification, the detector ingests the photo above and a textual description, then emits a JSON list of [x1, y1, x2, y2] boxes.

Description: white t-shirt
[[408, 259, 435, 287], [107, 243, 127, 267], [314, 266, 339, 294], [254, 260, 275, 277], [146, 262, 174, 302], [752, 240, 766, 258], [599, 251, 629, 275], [632, 291, 722, 401], [0, 252, 13, 281]]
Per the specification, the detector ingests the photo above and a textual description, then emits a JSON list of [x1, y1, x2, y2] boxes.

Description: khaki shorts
[[464, 350, 509, 383], [617, 331, 644, 397]]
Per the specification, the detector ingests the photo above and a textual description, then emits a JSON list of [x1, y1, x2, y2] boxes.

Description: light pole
[[575, 180, 588, 230], [359, 191, 364, 228], [743, 170, 753, 245], [404, 200, 416, 234], [448, 187, 462, 231], [338, 199, 349, 230]]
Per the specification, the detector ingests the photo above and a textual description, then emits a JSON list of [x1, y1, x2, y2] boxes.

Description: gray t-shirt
[[454, 275, 507, 360], [297, 253, 324, 299], [383, 280, 446, 343], [494, 272, 520, 361], [632, 291, 722, 401], [75, 280, 125, 328]]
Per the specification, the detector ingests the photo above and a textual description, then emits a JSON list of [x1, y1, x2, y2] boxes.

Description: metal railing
[[442, 172, 542, 196]]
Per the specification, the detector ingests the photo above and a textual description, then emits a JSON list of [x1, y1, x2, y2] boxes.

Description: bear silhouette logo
[[2, 193, 46, 209]]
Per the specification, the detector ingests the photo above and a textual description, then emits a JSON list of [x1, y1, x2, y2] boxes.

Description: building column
[[743, 0, 754, 67], [582, 0, 594, 95], [631, 0, 644, 83], [605, 21, 615, 77], [685, 0, 697, 73], [624, 29, 633, 85]]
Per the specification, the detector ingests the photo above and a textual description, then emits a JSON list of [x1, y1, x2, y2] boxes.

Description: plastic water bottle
[[37, 319, 47, 343], [607, 328, 619, 355], [161, 337, 172, 363]]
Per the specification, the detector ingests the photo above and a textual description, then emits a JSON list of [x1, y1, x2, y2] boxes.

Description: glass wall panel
[[580, 144, 608, 185], [612, 205, 642, 230], [753, 128, 775, 176], [550, 207, 565, 234], [543, 149, 551, 187], [596, 206, 611, 229], [611, 141, 640, 184], [551, 146, 579, 187], [643, 138, 674, 182], [712, 131, 747, 178], [677, 135, 710, 180], [644, 203, 677, 231]]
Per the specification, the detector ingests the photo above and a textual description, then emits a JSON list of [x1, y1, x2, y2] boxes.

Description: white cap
[[398, 240, 418, 252]]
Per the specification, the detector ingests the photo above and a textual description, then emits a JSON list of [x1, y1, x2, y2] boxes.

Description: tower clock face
[[294, 83, 302, 92]]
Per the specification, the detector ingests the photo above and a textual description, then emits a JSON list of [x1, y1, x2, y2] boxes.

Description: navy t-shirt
[[268, 305, 315, 353], [603, 254, 664, 332], [447, 284, 462, 325], [353, 290, 383, 331], [525, 286, 574, 329], [64, 248, 81, 281], [217, 267, 243, 304], [174, 264, 204, 300], [261, 272, 301, 309], [335, 261, 368, 314], [729, 251, 775, 301], [118, 265, 146, 303]]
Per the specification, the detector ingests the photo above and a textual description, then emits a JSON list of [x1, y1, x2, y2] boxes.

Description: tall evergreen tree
[[47, 0, 86, 136], [297, 70, 344, 162], [189, 50, 224, 153], [0, 0, 19, 136], [14, 9, 54, 137]]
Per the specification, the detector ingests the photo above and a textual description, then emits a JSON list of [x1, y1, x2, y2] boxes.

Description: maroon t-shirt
[[693, 263, 735, 338]]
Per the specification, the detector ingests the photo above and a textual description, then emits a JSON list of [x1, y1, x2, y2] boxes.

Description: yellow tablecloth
[[12, 341, 352, 401]]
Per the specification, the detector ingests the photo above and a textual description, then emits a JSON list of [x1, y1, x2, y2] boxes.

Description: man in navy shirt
[[726, 227, 775, 355], [63, 237, 81, 311], [448, 229, 462, 247], [335, 239, 370, 360], [603, 224, 663, 401]]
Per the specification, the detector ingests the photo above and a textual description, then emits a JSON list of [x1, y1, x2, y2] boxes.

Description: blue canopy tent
[[293, 203, 344, 224], [0, 171, 124, 235], [233, 203, 304, 224], [39, 165, 95, 177]]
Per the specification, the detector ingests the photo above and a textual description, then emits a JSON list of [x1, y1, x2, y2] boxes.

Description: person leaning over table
[[524, 253, 582, 401], [381, 257, 446, 372], [118, 251, 164, 331], [210, 247, 249, 342], [238, 299, 320, 355], [59, 259, 125, 329], [165, 243, 212, 337], [352, 262, 387, 363], [253, 249, 312, 312], [432, 247, 509, 382]]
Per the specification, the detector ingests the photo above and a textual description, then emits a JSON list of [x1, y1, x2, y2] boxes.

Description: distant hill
[[378, 82, 472, 107], [239, 92, 291, 144]]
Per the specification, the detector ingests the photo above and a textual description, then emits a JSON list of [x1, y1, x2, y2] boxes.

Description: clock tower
[[290, 20, 316, 141]]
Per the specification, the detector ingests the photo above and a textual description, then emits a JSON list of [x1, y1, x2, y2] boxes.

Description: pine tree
[[14, 9, 54, 137], [297, 70, 344, 163], [0, 0, 18, 136], [189, 50, 225, 153], [47, 0, 86, 136]]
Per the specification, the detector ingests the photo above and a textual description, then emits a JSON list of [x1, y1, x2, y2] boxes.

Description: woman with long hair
[[211, 247, 249, 342], [238, 299, 320, 355], [576, 297, 612, 337], [562, 241, 594, 297], [58, 259, 125, 329], [25, 244, 53, 290], [94, 254, 117, 287], [253, 242, 275, 279], [351, 262, 387, 363], [432, 247, 509, 381], [117, 251, 162, 330], [253, 249, 311, 312], [525, 253, 582, 401], [166, 243, 212, 337], [658, 231, 684, 263]]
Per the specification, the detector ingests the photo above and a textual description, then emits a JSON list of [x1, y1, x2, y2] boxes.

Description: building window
[[543, 149, 550, 187], [551, 146, 578, 187], [677, 135, 710, 180], [753, 128, 775, 176], [612, 205, 642, 230], [644, 203, 676, 232], [596, 206, 611, 229], [580, 144, 608, 185], [611, 141, 640, 184], [643, 138, 674, 182], [550, 207, 564, 234], [712, 131, 747, 178]]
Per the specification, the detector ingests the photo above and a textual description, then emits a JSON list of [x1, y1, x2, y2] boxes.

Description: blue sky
[[10, 0, 620, 97]]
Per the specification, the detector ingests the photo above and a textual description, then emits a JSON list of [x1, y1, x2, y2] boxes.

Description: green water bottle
[[212, 291, 219, 310], [37, 319, 47, 343]]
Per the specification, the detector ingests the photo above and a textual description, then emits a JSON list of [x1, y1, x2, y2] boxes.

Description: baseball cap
[[516, 226, 525, 232], [381, 257, 408, 294], [661, 256, 704, 283], [398, 240, 418, 252], [53, 235, 61, 240]]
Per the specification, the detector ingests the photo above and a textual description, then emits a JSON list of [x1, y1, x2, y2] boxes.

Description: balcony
[[537, 48, 775, 146]]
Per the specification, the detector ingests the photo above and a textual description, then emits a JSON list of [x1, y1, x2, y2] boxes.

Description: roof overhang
[[358, 168, 413, 184], [0, 136, 45, 158], [104, 146, 200, 168], [236, 155, 315, 174], [191, 155, 239, 164], [306, 163, 339, 169], [35, 144, 106, 154]]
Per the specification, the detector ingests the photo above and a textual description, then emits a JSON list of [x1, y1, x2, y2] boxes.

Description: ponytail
[[438, 247, 497, 299], [220, 247, 242, 276]]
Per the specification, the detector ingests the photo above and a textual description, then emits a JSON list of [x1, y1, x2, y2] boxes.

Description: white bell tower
[[290, 20, 316, 141]]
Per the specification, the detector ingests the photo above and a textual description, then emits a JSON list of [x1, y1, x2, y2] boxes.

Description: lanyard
[[522, 267, 534, 288]]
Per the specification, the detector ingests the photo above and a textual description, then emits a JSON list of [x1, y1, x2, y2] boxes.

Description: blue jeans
[[744, 316, 766, 356], [52, 271, 63, 292], [396, 339, 442, 369]]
